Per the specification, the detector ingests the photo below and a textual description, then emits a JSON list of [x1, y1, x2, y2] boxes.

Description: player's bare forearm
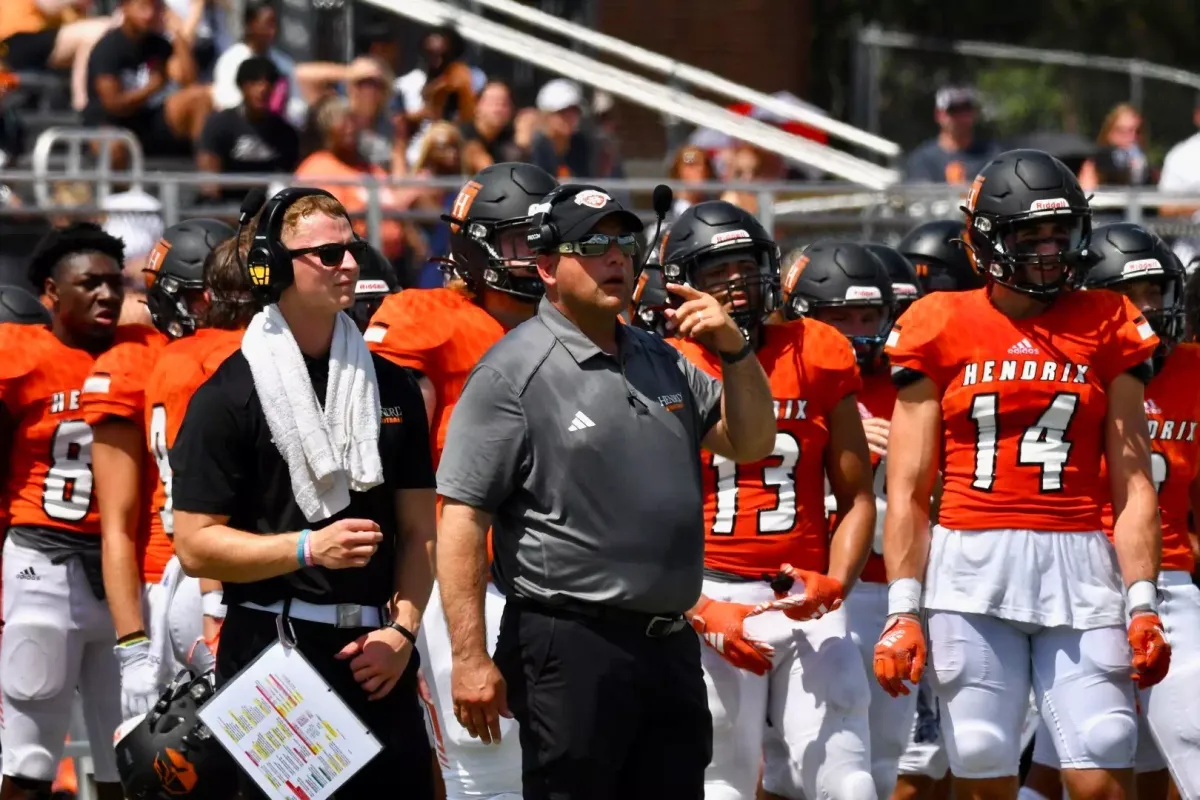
[[704, 356, 776, 463], [883, 379, 941, 582], [94, 420, 149, 638], [389, 488, 436, 634], [826, 395, 875, 590], [1107, 373, 1161, 584], [438, 499, 492, 662], [174, 511, 305, 582]]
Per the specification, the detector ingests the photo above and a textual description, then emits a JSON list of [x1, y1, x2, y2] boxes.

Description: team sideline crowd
[[0, 147, 1194, 800]]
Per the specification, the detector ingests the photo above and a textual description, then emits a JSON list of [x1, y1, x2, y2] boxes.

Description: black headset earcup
[[245, 244, 273, 290]]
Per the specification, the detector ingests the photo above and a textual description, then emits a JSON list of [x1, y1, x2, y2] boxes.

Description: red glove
[[762, 563, 845, 621], [690, 597, 774, 676], [1128, 612, 1170, 689], [873, 614, 926, 697]]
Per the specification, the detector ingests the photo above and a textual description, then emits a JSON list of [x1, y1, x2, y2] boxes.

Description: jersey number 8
[[42, 420, 94, 522]]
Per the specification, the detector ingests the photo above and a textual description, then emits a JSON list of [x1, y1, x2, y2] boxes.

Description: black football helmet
[[897, 219, 983, 294], [961, 149, 1092, 298], [442, 162, 558, 302], [347, 242, 400, 333], [0, 284, 51, 326], [1084, 222, 1185, 372], [865, 243, 924, 316], [114, 670, 239, 800], [145, 219, 235, 339], [782, 240, 896, 371], [660, 201, 780, 331]]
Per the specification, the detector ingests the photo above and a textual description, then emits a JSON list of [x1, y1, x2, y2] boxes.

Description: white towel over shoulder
[[241, 304, 384, 522]]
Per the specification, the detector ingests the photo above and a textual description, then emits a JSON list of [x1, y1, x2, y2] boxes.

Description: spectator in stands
[[667, 144, 716, 218], [346, 56, 404, 168], [904, 85, 1001, 184], [84, 0, 213, 165], [210, 0, 304, 125], [530, 78, 595, 179], [408, 120, 466, 286], [1080, 103, 1154, 189], [100, 186, 161, 325], [461, 80, 526, 173], [196, 56, 298, 203], [163, 0, 228, 80], [0, 0, 112, 107], [1157, 93, 1200, 218], [719, 142, 783, 217], [398, 26, 477, 128], [294, 96, 425, 272], [592, 90, 626, 183]]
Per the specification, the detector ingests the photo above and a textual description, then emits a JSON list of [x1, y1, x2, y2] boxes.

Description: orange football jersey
[[673, 319, 862, 579], [1099, 342, 1200, 573], [80, 326, 169, 579], [886, 288, 1158, 532], [0, 325, 109, 533], [143, 328, 244, 572], [854, 371, 895, 584], [365, 288, 505, 467]]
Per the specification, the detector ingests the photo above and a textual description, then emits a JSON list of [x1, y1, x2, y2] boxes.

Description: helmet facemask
[[965, 209, 1092, 298], [145, 270, 206, 339], [1113, 272, 1186, 374], [811, 294, 897, 373], [441, 217, 545, 302], [670, 243, 780, 331]]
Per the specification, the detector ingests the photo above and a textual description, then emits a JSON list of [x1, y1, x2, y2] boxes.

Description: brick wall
[[595, 0, 813, 162]]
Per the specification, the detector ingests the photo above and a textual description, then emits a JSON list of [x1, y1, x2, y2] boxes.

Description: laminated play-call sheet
[[197, 641, 382, 799]]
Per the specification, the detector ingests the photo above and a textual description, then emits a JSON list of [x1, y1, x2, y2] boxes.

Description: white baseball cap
[[537, 78, 583, 114]]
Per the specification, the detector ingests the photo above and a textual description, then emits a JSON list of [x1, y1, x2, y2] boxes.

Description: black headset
[[525, 184, 592, 254], [244, 187, 343, 301]]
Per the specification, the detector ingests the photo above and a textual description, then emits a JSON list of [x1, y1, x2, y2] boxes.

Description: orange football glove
[[1128, 612, 1170, 689], [874, 614, 926, 697], [690, 597, 774, 676], [762, 563, 845, 621]]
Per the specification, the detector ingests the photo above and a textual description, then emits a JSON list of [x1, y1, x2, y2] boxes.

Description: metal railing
[[359, 0, 900, 189], [469, 0, 901, 160], [31, 128, 145, 207]]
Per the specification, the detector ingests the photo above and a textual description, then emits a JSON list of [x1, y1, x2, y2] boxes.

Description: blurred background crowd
[[5, 0, 1200, 325]]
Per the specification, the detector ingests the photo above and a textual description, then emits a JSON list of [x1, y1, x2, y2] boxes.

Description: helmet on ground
[[782, 240, 896, 370], [442, 162, 558, 302], [961, 148, 1092, 298], [897, 219, 983, 294], [660, 200, 780, 331], [145, 219, 236, 339]]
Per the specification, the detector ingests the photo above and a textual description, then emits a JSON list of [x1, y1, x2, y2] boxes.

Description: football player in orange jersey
[[84, 218, 235, 722], [366, 162, 556, 800], [1025, 224, 1200, 800], [664, 203, 878, 800], [782, 242, 923, 800], [0, 223, 126, 800], [875, 150, 1169, 800]]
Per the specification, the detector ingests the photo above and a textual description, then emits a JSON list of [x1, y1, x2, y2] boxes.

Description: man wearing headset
[[436, 183, 777, 799], [169, 189, 438, 798]]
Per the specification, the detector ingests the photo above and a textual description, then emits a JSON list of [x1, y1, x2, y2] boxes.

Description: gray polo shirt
[[436, 298, 724, 614]]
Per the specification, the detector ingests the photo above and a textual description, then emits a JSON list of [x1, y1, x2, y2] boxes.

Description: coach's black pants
[[495, 600, 712, 800], [216, 605, 434, 799]]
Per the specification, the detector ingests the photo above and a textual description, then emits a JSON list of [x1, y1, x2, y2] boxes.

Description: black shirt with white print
[[170, 351, 434, 608], [84, 27, 173, 121], [198, 107, 300, 200]]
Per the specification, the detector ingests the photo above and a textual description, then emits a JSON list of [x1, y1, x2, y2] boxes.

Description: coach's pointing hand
[[451, 653, 512, 745], [310, 519, 383, 569], [663, 282, 746, 355]]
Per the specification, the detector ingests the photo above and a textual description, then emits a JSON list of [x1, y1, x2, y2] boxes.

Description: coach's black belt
[[511, 595, 689, 638]]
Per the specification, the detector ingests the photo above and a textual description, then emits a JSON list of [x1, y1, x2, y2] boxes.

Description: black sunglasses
[[287, 240, 371, 267], [557, 233, 639, 258]]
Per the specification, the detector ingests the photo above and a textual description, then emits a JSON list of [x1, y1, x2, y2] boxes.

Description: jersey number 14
[[969, 392, 1079, 493]]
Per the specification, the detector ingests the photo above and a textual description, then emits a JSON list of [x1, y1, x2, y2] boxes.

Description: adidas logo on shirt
[[567, 411, 596, 432], [16, 567, 38, 581], [1007, 338, 1039, 355], [1145, 399, 1163, 416]]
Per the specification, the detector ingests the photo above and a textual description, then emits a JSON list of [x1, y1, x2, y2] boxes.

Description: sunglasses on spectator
[[288, 240, 371, 267], [557, 233, 638, 257]]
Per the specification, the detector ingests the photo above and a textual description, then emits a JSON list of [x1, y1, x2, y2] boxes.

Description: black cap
[[541, 184, 644, 246]]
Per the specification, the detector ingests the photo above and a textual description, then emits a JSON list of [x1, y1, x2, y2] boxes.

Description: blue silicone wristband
[[297, 529, 311, 567]]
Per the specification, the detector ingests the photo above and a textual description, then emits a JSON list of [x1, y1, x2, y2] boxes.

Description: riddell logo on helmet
[[1121, 259, 1162, 276], [711, 229, 751, 246], [845, 285, 882, 301], [1029, 198, 1068, 211]]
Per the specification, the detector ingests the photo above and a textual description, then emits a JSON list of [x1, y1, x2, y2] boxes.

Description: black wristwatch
[[382, 621, 417, 645], [718, 339, 754, 364]]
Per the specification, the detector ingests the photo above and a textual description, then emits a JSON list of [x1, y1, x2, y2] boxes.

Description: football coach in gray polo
[[435, 183, 777, 799]]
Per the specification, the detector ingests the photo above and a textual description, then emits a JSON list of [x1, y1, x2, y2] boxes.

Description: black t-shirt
[[198, 108, 300, 200], [170, 350, 434, 608], [84, 27, 173, 121]]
